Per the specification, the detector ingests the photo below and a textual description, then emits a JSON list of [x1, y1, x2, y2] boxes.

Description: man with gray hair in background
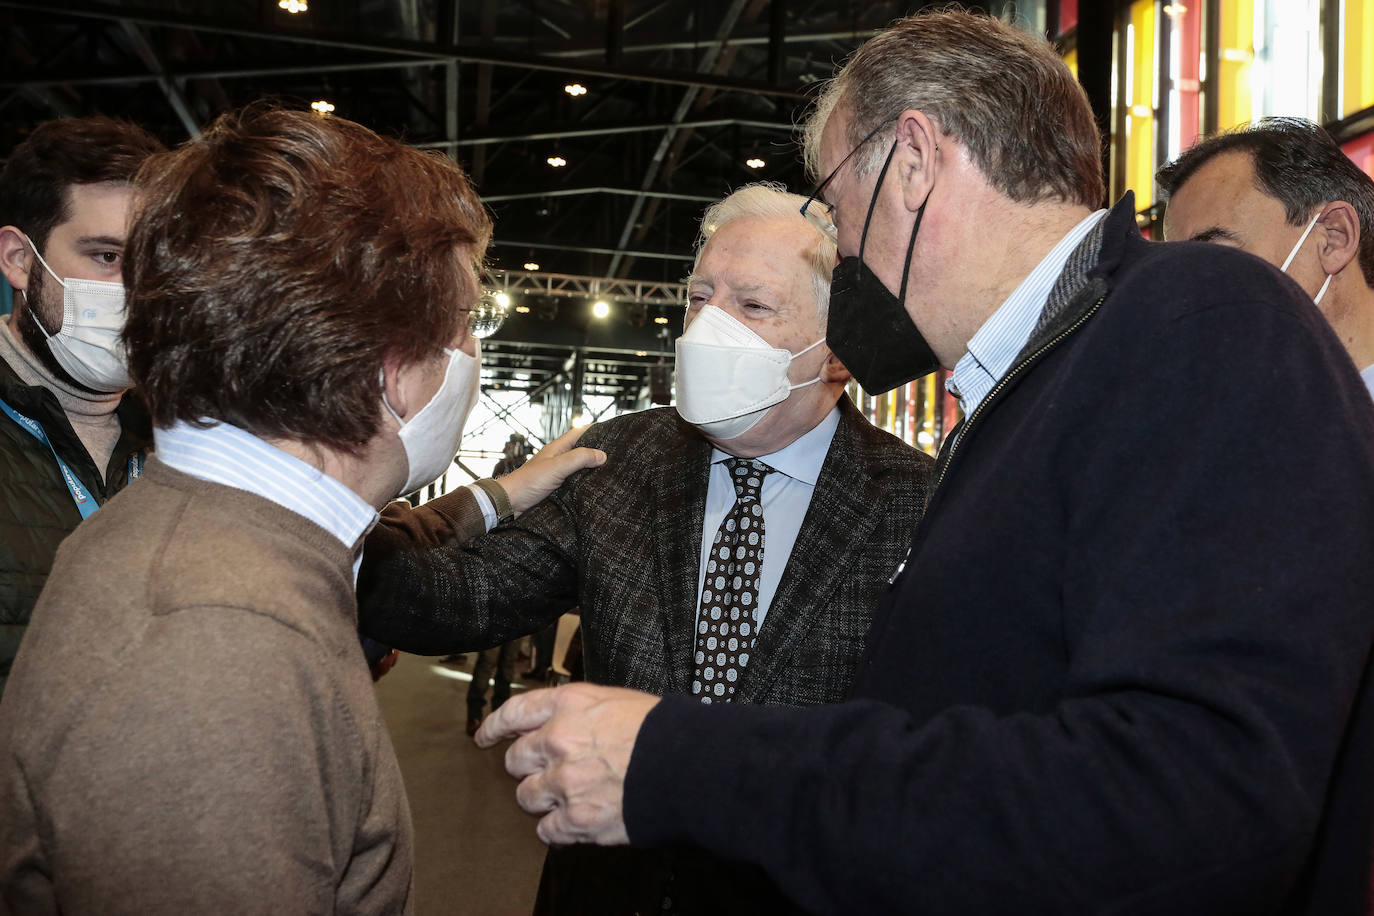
[[478, 10, 1374, 915], [359, 181, 932, 914], [1158, 116, 1374, 397]]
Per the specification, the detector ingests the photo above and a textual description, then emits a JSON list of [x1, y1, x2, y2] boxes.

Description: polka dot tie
[[691, 457, 771, 704]]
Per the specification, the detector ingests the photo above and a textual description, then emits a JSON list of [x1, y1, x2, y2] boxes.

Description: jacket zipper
[[885, 293, 1107, 588]]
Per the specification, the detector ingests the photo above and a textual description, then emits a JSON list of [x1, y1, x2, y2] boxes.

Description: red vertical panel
[[1059, 0, 1078, 34], [1176, 3, 1202, 152], [1343, 132, 1374, 180]]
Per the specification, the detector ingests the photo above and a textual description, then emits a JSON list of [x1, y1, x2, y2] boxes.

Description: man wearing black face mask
[[0, 117, 164, 698], [477, 10, 1374, 916]]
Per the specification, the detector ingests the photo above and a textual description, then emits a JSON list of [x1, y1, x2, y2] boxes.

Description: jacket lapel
[[732, 400, 885, 703], [649, 417, 712, 696]]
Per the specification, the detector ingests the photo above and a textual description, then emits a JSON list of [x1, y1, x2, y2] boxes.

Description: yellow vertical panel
[[1065, 48, 1079, 78], [1127, 0, 1157, 209], [1218, 0, 1255, 128], [1346, 0, 1374, 115], [885, 390, 899, 435]]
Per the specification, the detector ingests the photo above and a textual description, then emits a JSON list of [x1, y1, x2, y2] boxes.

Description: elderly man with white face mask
[[357, 181, 933, 915]]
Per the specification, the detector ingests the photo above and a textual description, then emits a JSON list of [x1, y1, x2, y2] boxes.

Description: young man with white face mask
[[0, 106, 595, 914], [0, 116, 164, 699], [1159, 117, 1374, 397], [357, 182, 933, 914]]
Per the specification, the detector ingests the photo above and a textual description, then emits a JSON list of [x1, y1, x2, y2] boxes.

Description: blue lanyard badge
[[1, 397, 101, 519]]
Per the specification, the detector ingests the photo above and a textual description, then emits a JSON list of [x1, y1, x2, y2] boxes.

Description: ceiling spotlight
[[564, 83, 588, 97], [515, 305, 531, 314], [635, 350, 648, 357], [746, 157, 766, 169], [310, 100, 334, 115], [592, 300, 610, 319], [653, 316, 669, 325], [523, 261, 540, 271], [547, 156, 567, 168], [278, 0, 308, 12]]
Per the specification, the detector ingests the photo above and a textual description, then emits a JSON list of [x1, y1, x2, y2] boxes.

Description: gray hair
[[801, 8, 1104, 209], [692, 181, 836, 323]]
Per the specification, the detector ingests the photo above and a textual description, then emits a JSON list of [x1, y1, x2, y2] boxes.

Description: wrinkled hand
[[499, 425, 606, 515], [475, 682, 660, 846]]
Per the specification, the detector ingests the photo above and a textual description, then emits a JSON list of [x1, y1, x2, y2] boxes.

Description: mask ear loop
[[857, 139, 900, 264]]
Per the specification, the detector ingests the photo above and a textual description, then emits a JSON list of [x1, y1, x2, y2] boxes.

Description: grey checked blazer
[[360, 396, 931, 708], [357, 395, 932, 915]]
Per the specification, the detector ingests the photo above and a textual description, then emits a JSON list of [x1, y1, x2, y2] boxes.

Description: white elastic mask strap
[[22, 234, 66, 288], [1315, 272, 1333, 306], [1280, 210, 1323, 273], [786, 336, 828, 392]]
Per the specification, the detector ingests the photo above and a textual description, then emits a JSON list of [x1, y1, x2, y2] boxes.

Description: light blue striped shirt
[[1362, 364, 1374, 400], [947, 209, 1108, 418], [154, 420, 378, 581], [697, 404, 840, 629]]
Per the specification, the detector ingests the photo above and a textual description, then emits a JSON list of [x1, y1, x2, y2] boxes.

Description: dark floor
[[376, 652, 547, 916]]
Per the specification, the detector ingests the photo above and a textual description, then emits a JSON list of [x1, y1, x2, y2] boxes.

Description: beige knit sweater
[[0, 459, 412, 915]]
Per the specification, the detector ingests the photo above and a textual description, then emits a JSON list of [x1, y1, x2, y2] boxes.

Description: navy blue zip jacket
[[624, 194, 1374, 915]]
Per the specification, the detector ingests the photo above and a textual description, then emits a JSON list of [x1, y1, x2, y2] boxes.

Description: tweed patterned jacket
[[359, 395, 930, 708], [356, 395, 932, 915]]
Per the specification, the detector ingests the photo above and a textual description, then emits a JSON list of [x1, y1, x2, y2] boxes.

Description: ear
[[0, 225, 34, 293], [1314, 201, 1360, 277], [380, 353, 414, 422], [893, 110, 941, 214], [820, 346, 852, 384]]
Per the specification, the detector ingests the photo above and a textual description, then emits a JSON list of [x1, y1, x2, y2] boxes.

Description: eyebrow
[[1187, 227, 1238, 244], [73, 235, 125, 248]]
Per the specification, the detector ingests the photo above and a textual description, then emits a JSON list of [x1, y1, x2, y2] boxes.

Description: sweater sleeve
[[623, 295, 1374, 914]]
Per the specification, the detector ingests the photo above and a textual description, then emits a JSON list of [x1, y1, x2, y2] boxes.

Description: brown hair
[[0, 116, 164, 249], [124, 104, 492, 454], [802, 8, 1104, 209]]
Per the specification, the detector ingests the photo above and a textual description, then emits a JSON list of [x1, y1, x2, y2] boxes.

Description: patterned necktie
[[692, 457, 771, 703]]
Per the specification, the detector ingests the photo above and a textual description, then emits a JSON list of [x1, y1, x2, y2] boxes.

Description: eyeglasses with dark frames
[[799, 116, 898, 244]]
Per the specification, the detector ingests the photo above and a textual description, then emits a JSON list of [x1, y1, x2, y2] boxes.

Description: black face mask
[[825, 140, 941, 395]]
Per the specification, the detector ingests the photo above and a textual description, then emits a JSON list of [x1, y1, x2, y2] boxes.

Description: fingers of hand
[[474, 688, 558, 747]]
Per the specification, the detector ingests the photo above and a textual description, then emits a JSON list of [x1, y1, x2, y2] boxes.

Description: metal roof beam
[[0, 0, 807, 98]]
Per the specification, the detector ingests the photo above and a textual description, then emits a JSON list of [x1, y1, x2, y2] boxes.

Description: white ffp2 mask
[[381, 340, 481, 495], [1280, 210, 1333, 306], [674, 305, 825, 440], [24, 235, 131, 392]]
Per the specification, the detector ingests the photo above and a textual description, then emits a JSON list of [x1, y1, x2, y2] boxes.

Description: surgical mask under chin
[[674, 305, 825, 440], [24, 236, 131, 392], [826, 141, 941, 395], [381, 340, 481, 495], [1280, 210, 1334, 306]]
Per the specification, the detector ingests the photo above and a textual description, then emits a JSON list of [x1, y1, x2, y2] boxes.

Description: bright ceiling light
[[746, 157, 766, 169], [310, 100, 334, 114], [653, 316, 669, 325], [515, 305, 531, 314], [493, 291, 511, 308], [523, 261, 540, 271], [564, 83, 587, 97], [592, 300, 610, 319], [278, 0, 308, 12], [547, 156, 567, 168]]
